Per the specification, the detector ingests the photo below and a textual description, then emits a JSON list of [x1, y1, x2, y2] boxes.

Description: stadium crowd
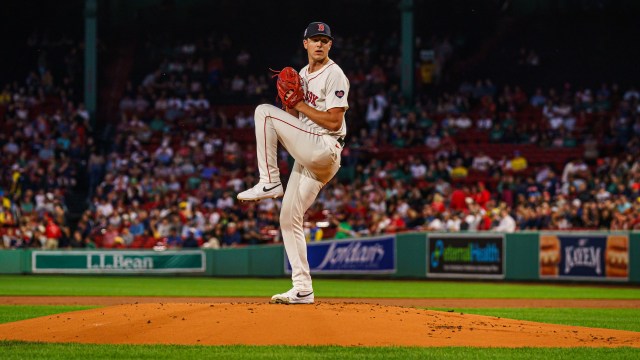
[[2, 29, 640, 250], [0, 33, 93, 249]]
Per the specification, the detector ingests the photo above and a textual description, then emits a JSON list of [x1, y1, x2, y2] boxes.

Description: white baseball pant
[[253, 104, 341, 292]]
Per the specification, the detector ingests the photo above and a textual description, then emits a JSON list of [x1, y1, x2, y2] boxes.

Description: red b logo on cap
[[318, 24, 325, 31]]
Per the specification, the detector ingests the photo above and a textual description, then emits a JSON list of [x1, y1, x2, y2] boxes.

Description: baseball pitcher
[[237, 21, 349, 304]]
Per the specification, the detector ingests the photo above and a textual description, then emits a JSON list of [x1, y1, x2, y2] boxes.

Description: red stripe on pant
[[264, 118, 270, 182]]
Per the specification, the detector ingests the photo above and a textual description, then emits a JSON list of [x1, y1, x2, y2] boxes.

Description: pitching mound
[[1, 302, 639, 347]]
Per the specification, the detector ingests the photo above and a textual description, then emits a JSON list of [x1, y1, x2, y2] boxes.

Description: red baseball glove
[[271, 67, 304, 108]]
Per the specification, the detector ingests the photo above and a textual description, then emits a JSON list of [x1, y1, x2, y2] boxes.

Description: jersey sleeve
[[325, 69, 350, 111]]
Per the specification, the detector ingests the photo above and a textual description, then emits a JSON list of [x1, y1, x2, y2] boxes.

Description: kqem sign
[[539, 234, 628, 281]]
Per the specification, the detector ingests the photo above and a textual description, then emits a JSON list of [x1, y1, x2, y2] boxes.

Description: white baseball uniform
[[252, 59, 349, 292]]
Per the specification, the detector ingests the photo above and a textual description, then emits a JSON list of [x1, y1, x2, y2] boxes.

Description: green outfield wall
[[0, 231, 637, 283], [505, 233, 539, 280], [394, 232, 427, 278], [631, 232, 640, 282], [0, 250, 23, 274]]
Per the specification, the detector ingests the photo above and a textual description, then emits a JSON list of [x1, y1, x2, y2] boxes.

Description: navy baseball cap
[[304, 22, 333, 40]]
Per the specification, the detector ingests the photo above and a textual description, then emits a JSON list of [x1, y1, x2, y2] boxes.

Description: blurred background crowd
[[1, 0, 640, 250]]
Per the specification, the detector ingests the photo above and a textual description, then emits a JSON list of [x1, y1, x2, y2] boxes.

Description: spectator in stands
[[409, 156, 427, 179], [421, 208, 442, 231], [510, 151, 528, 172], [241, 219, 261, 245], [530, 88, 547, 107], [366, 89, 388, 133], [473, 182, 491, 209], [3, 136, 20, 155], [222, 222, 242, 247], [471, 151, 494, 173], [444, 211, 462, 232], [154, 142, 174, 165], [453, 114, 473, 130], [43, 216, 62, 249], [489, 122, 504, 142], [425, 128, 441, 149], [182, 229, 200, 248], [623, 86, 640, 101], [449, 184, 468, 211], [120, 227, 134, 247], [165, 228, 183, 248], [386, 212, 407, 233], [450, 158, 468, 179], [155, 217, 172, 238], [492, 208, 516, 232]]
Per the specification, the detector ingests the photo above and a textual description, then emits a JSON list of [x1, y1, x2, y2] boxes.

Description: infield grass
[[2, 341, 640, 360], [0, 305, 96, 324], [1, 275, 639, 299]]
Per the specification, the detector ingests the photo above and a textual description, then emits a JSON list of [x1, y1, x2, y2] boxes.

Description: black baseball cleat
[[237, 182, 283, 201]]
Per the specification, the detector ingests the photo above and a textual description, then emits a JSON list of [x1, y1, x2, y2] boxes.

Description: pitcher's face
[[304, 36, 332, 62]]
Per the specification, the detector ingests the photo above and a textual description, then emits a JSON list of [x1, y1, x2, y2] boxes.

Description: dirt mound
[[1, 302, 639, 347]]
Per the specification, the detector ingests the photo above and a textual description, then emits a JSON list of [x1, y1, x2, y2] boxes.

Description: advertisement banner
[[32, 250, 206, 274], [285, 236, 396, 274], [539, 234, 629, 281], [427, 234, 505, 279]]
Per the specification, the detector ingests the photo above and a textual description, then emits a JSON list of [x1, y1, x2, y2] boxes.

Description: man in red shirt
[[450, 185, 469, 212], [44, 217, 62, 249], [474, 182, 491, 209]]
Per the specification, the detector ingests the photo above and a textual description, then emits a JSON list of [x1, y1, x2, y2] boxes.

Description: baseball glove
[[271, 67, 304, 108]]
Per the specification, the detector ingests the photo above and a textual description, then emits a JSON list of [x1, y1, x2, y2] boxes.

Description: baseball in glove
[[271, 67, 305, 108]]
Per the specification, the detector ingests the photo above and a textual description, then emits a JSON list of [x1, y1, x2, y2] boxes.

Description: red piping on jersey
[[306, 62, 335, 83], [264, 118, 270, 182]]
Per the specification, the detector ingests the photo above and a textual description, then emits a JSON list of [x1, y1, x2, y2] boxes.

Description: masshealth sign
[[427, 234, 505, 279], [286, 236, 396, 274], [32, 250, 206, 274]]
